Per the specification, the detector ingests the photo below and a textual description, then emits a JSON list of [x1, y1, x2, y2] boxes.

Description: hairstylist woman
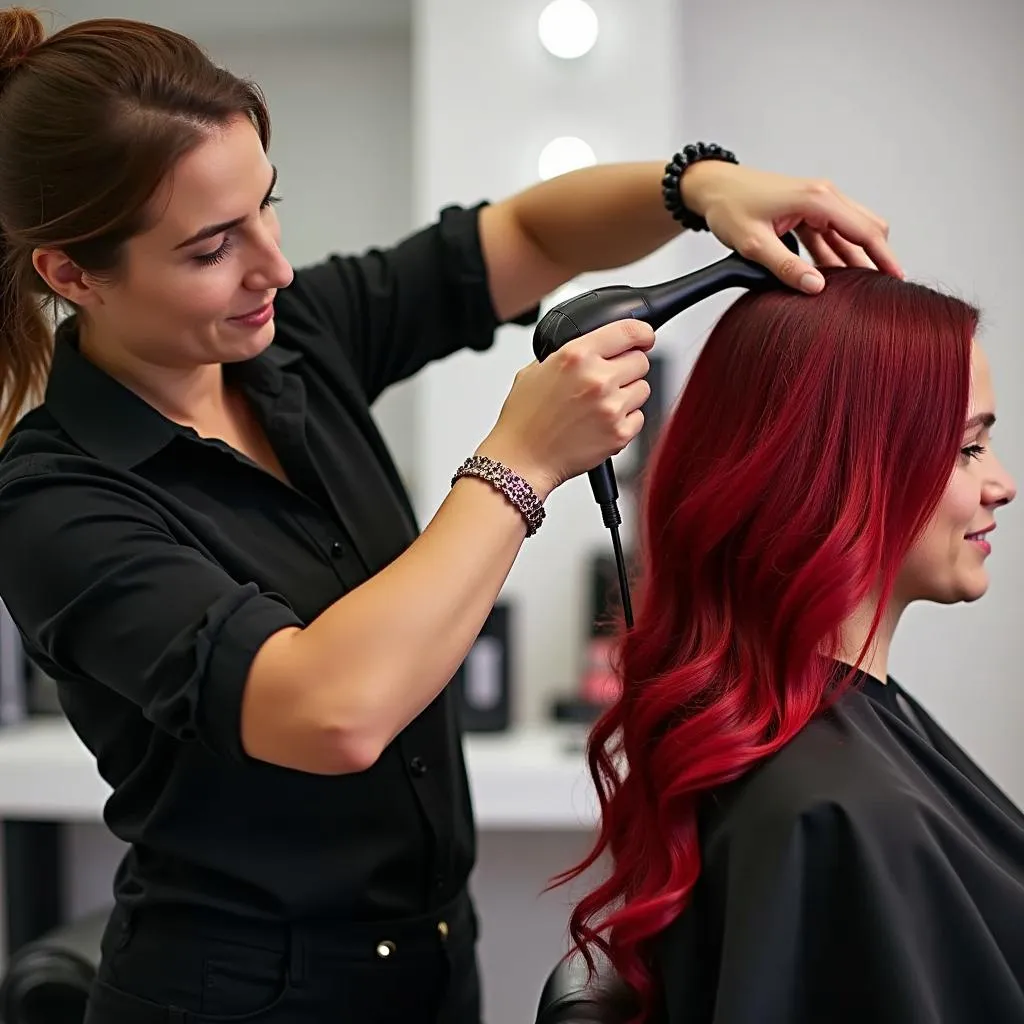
[[0, 9, 900, 1024]]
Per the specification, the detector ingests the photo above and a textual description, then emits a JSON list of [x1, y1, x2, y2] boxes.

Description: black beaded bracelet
[[662, 142, 739, 232], [451, 455, 546, 537]]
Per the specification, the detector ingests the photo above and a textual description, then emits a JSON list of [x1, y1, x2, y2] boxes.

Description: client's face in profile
[[896, 342, 1016, 605]]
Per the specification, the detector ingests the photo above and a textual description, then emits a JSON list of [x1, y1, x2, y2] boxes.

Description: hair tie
[[3, 49, 28, 72]]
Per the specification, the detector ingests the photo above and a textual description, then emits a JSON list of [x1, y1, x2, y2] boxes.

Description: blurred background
[[0, 1, 1021, 1022]]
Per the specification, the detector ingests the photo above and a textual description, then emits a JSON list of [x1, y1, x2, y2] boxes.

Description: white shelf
[[0, 717, 599, 830], [463, 723, 598, 829]]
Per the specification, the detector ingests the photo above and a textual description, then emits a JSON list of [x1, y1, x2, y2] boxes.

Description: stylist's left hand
[[682, 161, 904, 294]]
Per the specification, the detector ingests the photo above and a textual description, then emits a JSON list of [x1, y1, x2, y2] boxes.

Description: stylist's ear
[[32, 249, 105, 308]]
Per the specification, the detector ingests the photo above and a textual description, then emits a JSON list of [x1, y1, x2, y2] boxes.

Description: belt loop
[[288, 924, 306, 988], [168, 1008, 188, 1024]]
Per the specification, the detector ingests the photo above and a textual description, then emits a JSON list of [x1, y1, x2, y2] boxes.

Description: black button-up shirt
[[0, 203, 536, 923]]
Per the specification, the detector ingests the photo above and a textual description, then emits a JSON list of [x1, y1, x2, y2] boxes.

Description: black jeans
[[83, 891, 482, 1024]]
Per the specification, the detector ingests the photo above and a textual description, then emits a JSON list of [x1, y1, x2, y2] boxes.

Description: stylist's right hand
[[478, 318, 654, 499]]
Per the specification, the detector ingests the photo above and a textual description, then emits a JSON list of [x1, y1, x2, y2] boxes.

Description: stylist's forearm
[[290, 465, 533, 756], [245, 314, 649, 773], [509, 162, 681, 273]]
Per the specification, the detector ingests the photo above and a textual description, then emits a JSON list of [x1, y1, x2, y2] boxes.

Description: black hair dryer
[[531, 232, 801, 627]]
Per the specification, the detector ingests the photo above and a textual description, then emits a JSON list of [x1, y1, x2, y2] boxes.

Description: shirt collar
[[44, 316, 303, 469]]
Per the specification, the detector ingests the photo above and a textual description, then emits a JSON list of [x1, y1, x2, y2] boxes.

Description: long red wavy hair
[[556, 267, 977, 1021]]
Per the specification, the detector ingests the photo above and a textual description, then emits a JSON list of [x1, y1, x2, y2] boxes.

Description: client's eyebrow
[[965, 412, 996, 432], [174, 166, 278, 250]]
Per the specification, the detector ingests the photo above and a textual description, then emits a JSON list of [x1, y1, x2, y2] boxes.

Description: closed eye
[[193, 191, 283, 268]]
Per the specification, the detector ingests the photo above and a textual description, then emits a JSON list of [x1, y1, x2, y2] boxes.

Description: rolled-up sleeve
[[0, 465, 303, 761], [280, 202, 539, 404]]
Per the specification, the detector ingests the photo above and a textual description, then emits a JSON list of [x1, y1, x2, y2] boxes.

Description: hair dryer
[[532, 232, 800, 626]]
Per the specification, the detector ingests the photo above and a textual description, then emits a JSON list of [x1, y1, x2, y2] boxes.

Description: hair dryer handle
[[588, 459, 620, 527]]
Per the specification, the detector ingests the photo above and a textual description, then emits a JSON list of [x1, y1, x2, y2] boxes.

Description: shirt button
[[376, 940, 396, 958], [330, 541, 343, 558], [437, 920, 449, 941], [409, 756, 427, 776]]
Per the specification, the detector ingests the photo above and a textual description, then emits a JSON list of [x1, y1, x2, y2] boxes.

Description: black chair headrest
[[536, 953, 637, 1024]]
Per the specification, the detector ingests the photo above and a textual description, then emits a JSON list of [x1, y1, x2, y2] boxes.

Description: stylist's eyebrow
[[174, 165, 278, 250], [965, 412, 996, 431]]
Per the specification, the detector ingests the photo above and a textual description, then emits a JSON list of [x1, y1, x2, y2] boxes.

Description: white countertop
[[0, 716, 599, 830]]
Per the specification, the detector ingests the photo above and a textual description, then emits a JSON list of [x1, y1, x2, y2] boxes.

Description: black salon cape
[[654, 668, 1024, 1023]]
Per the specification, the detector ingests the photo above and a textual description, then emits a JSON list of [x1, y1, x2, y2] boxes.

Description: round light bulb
[[538, 0, 600, 59], [538, 136, 597, 181]]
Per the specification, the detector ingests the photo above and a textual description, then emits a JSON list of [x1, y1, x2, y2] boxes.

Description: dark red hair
[[557, 267, 978, 1021]]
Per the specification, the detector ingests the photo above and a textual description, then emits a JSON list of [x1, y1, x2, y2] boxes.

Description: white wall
[[676, 0, 1024, 801], [413, 0, 686, 727], [42, 0, 409, 38]]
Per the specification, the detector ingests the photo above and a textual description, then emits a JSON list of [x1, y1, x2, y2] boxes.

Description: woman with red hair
[[562, 267, 1020, 1023]]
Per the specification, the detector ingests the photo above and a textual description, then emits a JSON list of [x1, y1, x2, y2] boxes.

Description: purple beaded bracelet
[[451, 455, 546, 537]]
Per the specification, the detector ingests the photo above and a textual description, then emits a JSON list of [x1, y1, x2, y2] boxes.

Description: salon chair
[[535, 952, 634, 1024], [0, 907, 107, 1024]]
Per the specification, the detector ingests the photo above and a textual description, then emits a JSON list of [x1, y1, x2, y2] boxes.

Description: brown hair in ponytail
[[0, 7, 271, 441], [0, 7, 48, 441]]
